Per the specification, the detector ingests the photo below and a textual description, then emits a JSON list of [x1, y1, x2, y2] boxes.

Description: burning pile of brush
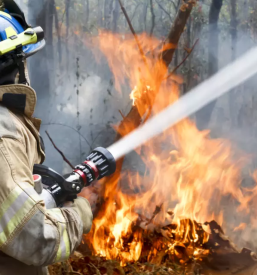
[[64, 219, 257, 275]]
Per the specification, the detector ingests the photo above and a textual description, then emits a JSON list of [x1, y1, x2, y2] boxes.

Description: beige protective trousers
[[0, 84, 93, 275]]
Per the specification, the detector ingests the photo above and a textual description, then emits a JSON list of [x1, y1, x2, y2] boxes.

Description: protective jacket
[[0, 84, 93, 275]]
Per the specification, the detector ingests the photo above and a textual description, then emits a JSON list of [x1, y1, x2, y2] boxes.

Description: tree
[[28, 0, 52, 99], [196, 0, 223, 130], [140, 1, 148, 32], [230, 0, 237, 61], [161, 0, 195, 67], [113, 0, 120, 32]]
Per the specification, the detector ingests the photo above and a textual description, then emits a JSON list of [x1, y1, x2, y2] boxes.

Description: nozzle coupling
[[70, 147, 116, 187]]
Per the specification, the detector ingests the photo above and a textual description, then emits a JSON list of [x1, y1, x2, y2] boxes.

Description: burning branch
[[45, 131, 75, 170], [146, 203, 163, 226], [115, 0, 195, 140], [95, 0, 197, 216]]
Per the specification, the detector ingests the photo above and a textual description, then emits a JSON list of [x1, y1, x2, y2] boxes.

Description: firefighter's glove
[[71, 197, 93, 234]]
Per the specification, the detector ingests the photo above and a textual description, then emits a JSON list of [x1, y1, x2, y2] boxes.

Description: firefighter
[[0, 1, 93, 274]]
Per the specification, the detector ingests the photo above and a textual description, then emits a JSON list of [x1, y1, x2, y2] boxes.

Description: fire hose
[[33, 147, 116, 208]]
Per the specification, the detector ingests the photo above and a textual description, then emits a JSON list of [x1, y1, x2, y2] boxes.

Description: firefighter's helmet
[[0, 0, 45, 85]]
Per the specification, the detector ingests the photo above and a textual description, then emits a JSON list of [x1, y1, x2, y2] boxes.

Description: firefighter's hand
[[79, 185, 99, 216]]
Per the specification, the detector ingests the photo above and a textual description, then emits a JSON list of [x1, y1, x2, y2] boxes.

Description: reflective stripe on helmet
[[0, 11, 11, 20], [5, 26, 17, 38], [47, 208, 71, 262]]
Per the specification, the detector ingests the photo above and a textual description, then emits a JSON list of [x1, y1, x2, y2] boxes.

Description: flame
[[82, 32, 257, 265]]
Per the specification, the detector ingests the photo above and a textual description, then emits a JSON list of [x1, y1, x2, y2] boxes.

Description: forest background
[[13, 0, 257, 184]]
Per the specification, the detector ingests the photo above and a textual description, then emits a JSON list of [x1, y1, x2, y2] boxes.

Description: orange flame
[[82, 32, 257, 265]]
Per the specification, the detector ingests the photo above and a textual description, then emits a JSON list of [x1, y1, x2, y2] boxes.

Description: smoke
[[185, 1, 257, 171], [207, 31, 257, 167]]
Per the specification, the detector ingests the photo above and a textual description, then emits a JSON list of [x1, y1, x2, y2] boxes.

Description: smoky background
[[15, 0, 257, 250]]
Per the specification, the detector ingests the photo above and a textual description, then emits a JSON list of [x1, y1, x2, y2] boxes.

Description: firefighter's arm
[[0, 137, 93, 266]]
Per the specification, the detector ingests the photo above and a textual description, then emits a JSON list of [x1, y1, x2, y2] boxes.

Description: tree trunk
[[27, 0, 51, 99], [185, 16, 192, 93], [196, 0, 223, 130], [65, 0, 70, 72], [45, 0, 54, 86], [83, 0, 90, 28], [53, 0, 62, 66], [98, 0, 103, 27], [189, 2, 203, 91], [161, 0, 195, 67], [229, 0, 238, 126], [104, 0, 109, 28], [106, 0, 114, 29], [140, 1, 148, 32], [250, 0, 257, 40], [112, 0, 120, 32], [230, 0, 237, 61], [149, 0, 155, 36]]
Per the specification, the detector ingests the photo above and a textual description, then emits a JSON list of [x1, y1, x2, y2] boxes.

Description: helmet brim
[[23, 39, 46, 58]]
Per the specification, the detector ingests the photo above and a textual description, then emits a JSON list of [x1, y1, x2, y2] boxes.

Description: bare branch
[[167, 38, 199, 78], [42, 122, 92, 149], [130, 3, 142, 22], [117, 0, 149, 69], [119, 110, 126, 119], [156, 1, 173, 22], [168, 0, 180, 12], [45, 131, 75, 170]]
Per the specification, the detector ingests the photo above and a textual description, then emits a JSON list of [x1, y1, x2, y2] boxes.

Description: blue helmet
[[0, 0, 45, 85], [0, 2, 45, 57]]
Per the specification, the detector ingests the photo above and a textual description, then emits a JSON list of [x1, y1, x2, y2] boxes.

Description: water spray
[[34, 46, 257, 207], [107, 46, 257, 160]]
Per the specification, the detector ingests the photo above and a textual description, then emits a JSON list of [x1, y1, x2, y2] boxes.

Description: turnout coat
[[0, 84, 92, 275]]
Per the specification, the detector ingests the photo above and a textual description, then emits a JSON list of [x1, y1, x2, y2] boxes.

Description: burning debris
[[49, 220, 257, 274]]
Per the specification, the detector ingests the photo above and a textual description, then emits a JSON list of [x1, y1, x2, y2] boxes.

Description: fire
[[82, 32, 257, 265]]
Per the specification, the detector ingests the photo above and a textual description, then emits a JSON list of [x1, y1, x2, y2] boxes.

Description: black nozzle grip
[[87, 147, 116, 179]]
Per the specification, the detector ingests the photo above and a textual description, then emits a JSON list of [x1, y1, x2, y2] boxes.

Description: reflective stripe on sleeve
[[19, 182, 42, 202], [46, 208, 71, 262], [0, 185, 36, 246]]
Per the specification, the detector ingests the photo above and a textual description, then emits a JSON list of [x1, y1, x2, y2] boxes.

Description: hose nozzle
[[72, 147, 116, 187]]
